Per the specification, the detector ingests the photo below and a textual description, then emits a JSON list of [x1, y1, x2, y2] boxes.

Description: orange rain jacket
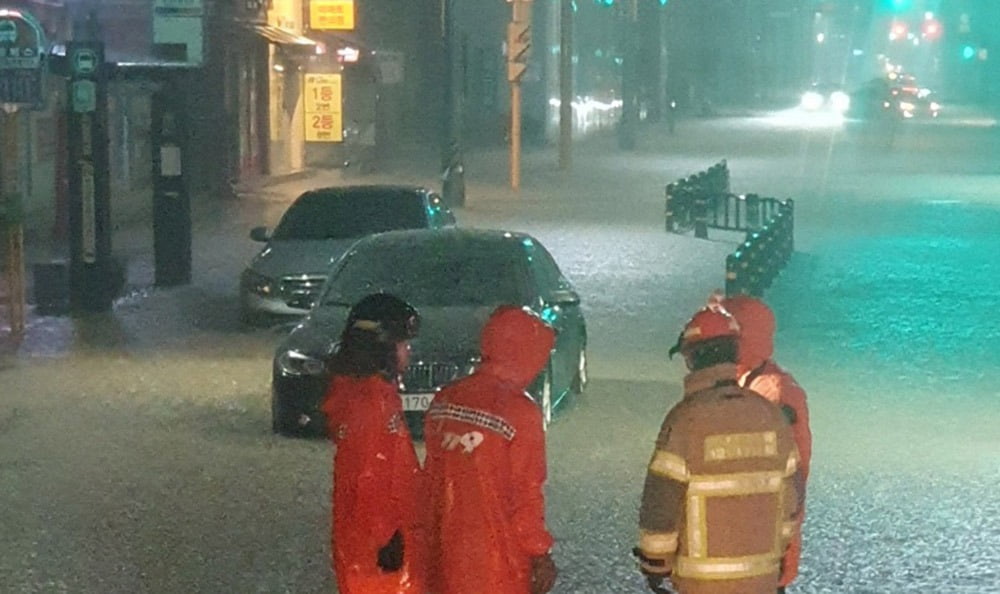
[[724, 296, 812, 587], [423, 307, 556, 594], [321, 375, 425, 594]]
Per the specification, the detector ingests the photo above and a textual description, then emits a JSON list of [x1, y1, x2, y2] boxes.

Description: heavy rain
[[2, 0, 999, 593]]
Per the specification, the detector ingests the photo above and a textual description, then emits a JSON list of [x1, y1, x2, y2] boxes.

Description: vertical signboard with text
[[304, 73, 342, 142], [0, 8, 46, 106], [309, 0, 355, 31]]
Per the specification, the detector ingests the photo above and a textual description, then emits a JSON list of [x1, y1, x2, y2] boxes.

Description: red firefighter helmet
[[669, 304, 741, 358]]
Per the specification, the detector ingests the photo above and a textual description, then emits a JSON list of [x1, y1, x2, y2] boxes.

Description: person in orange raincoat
[[423, 306, 558, 594], [320, 293, 425, 594], [720, 294, 812, 593]]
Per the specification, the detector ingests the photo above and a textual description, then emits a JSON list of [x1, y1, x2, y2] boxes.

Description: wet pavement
[[2, 108, 1000, 592]]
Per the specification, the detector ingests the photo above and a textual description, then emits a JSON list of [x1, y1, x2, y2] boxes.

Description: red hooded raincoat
[[322, 374, 425, 594], [423, 307, 556, 594], [723, 295, 812, 588]]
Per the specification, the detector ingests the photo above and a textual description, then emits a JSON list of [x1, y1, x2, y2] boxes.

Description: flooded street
[[3, 111, 1000, 592]]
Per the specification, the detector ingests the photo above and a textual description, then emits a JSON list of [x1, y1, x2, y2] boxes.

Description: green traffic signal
[[881, 0, 912, 11], [962, 45, 976, 60]]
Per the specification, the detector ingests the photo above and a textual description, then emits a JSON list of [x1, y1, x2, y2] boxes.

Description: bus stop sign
[[0, 7, 47, 106]]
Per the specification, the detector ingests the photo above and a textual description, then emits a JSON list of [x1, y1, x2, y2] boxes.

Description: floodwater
[[2, 108, 1000, 593]]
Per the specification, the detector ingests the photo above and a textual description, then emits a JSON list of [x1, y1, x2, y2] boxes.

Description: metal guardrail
[[664, 160, 730, 238], [725, 200, 794, 297], [664, 160, 795, 297]]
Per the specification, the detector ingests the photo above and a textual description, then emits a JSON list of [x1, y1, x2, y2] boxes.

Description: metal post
[[725, 252, 739, 297], [786, 198, 795, 253], [1, 108, 26, 343], [152, 75, 192, 286], [558, 0, 573, 170], [67, 31, 114, 313], [511, 80, 522, 190], [664, 183, 674, 232], [618, 0, 639, 150], [440, 0, 466, 206], [694, 190, 708, 239], [508, 0, 532, 191], [746, 193, 761, 229]]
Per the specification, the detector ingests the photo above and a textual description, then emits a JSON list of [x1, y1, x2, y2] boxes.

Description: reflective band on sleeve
[[639, 529, 678, 556], [686, 495, 708, 558], [686, 471, 784, 497], [649, 449, 690, 482], [675, 553, 781, 580], [785, 448, 800, 477], [640, 560, 672, 576]]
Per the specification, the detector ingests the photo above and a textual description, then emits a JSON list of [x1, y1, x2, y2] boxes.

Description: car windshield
[[271, 189, 428, 241], [322, 240, 530, 307]]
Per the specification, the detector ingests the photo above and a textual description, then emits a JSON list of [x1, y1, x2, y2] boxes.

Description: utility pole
[[558, 0, 573, 170], [507, 0, 532, 191], [440, 0, 466, 207], [618, 0, 639, 150], [67, 14, 114, 312], [0, 107, 26, 343]]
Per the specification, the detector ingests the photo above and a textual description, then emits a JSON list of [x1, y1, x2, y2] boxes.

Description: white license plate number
[[402, 393, 435, 411]]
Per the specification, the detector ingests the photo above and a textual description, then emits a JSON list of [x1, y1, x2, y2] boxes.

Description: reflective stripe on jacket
[[639, 363, 800, 594], [423, 374, 553, 594]]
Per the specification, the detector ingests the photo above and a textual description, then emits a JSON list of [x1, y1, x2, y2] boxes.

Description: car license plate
[[402, 393, 435, 411]]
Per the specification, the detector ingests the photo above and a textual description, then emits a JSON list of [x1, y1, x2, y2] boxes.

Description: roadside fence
[[664, 160, 794, 297]]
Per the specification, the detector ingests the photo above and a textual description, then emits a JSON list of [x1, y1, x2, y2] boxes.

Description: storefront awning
[[253, 24, 318, 48]]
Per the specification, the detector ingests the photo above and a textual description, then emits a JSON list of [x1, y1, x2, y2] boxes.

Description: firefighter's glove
[[530, 552, 557, 594], [376, 530, 404, 572], [645, 574, 673, 594]]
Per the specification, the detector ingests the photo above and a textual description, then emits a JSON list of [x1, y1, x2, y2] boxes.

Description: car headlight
[[276, 349, 327, 376], [929, 101, 941, 111], [242, 269, 276, 297], [899, 101, 915, 112], [800, 91, 824, 111], [830, 91, 850, 113]]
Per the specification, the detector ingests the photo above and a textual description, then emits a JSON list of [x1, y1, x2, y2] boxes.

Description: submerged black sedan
[[270, 228, 588, 437]]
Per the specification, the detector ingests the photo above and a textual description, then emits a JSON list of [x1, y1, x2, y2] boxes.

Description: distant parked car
[[270, 228, 588, 438], [239, 185, 456, 322]]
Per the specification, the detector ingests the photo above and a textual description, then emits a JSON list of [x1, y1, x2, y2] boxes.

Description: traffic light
[[961, 45, 976, 60], [888, 21, 908, 42], [881, 0, 912, 11], [506, 21, 531, 82], [921, 18, 941, 41]]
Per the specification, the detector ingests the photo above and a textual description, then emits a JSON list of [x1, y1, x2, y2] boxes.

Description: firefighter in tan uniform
[[637, 305, 802, 594]]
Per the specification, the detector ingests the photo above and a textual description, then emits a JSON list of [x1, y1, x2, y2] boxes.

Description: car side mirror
[[250, 226, 271, 242], [549, 289, 580, 306]]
